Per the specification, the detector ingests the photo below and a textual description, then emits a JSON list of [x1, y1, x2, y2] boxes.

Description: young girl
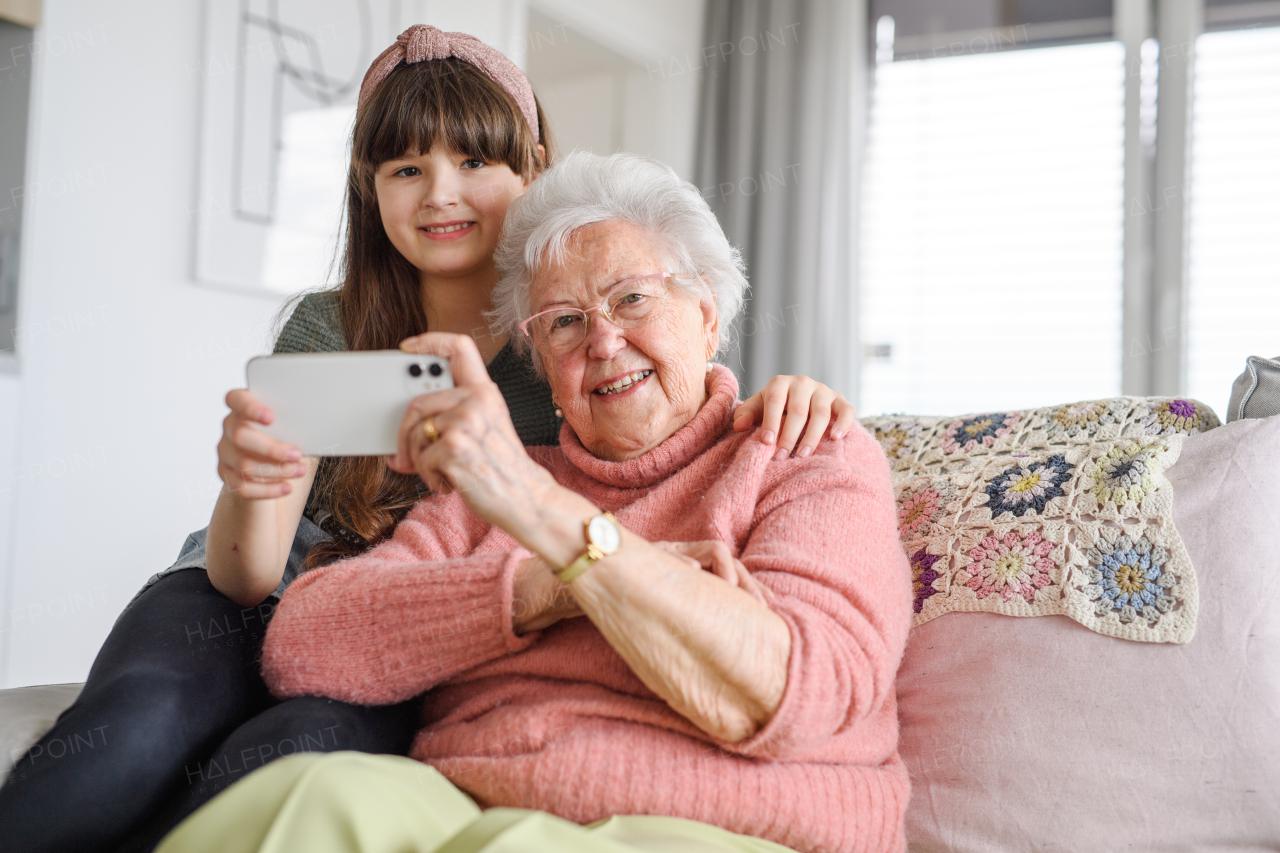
[[0, 25, 856, 852]]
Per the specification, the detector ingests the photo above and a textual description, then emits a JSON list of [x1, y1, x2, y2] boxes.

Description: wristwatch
[[555, 512, 622, 583]]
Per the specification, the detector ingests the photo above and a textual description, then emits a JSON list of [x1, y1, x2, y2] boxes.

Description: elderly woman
[[157, 152, 912, 853]]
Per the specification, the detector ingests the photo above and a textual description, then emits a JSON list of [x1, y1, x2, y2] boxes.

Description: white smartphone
[[246, 351, 454, 457]]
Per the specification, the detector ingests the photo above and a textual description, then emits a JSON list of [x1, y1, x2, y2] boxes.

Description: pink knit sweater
[[262, 367, 913, 853]]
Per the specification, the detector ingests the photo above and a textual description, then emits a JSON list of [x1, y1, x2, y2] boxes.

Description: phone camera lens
[[428, 363, 443, 377], [408, 363, 423, 377]]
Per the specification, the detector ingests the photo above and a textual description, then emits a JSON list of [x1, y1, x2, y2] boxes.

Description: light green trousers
[[155, 752, 798, 853]]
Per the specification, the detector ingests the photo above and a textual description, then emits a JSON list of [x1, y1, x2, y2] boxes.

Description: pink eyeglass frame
[[516, 272, 702, 339]]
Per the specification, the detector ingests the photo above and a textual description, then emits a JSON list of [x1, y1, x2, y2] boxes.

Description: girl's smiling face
[[374, 144, 530, 281]]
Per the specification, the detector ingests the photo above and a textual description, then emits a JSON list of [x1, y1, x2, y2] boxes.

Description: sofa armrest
[[0, 683, 84, 785]]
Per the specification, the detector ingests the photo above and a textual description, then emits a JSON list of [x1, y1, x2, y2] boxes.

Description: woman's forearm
[[207, 458, 316, 606], [263, 549, 538, 704], [569, 537, 791, 743], [381, 345, 791, 741], [511, 483, 791, 743]]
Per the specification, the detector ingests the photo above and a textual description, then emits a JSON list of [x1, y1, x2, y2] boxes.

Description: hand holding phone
[[217, 387, 309, 501], [387, 332, 561, 537]]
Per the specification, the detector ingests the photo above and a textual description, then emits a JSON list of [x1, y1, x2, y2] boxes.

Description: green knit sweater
[[273, 291, 562, 531]]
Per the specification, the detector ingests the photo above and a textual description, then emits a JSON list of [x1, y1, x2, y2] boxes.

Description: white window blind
[[1187, 26, 1280, 419], [860, 41, 1125, 416]]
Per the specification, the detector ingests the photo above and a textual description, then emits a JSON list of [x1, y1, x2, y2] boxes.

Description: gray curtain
[[695, 0, 866, 400]]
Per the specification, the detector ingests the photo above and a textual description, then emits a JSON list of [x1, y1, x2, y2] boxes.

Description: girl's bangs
[[356, 59, 533, 176]]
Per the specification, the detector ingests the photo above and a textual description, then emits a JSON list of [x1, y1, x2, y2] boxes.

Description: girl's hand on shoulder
[[732, 375, 858, 461], [217, 389, 309, 500]]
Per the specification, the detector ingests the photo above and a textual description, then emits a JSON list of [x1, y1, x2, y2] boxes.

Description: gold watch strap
[[555, 543, 605, 584], [554, 512, 619, 584]]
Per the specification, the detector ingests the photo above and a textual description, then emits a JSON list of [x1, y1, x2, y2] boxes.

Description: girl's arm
[[206, 389, 315, 606], [733, 375, 859, 460]]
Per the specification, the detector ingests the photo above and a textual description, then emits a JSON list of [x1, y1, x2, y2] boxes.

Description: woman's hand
[[652, 541, 771, 604], [512, 555, 585, 635], [733, 375, 858, 461], [388, 333, 558, 534], [217, 389, 308, 500]]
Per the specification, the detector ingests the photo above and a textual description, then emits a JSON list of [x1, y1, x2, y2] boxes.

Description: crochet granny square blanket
[[860, 397, 1220, 644]]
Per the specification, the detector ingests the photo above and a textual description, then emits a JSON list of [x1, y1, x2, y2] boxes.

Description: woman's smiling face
[[374, 143, 529, 281], [531, 220, 719, 461]]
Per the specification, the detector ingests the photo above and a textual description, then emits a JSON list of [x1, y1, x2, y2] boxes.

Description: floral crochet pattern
[[861, 395, 1211, 643], [911, 548, 942, 614], [941, 412, 1022, 454], [1087, 442, 1164, 508], [897, 479, 957, 539], [962, 530, 1056, 604], [1045, 400, 1124, 439], [1080, 534, 1176, 625], [870, 420, 923, 465], [984, 455, 1074, 518], [1142, 398, 1215, 436]]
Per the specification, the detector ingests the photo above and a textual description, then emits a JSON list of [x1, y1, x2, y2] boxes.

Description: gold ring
[[421, 416, 440, 444]]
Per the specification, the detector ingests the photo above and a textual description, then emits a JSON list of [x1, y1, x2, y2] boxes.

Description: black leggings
[[0, 569, 421, 853]]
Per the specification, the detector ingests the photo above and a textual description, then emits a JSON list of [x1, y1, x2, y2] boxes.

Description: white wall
[[525, 0, 706, 178], [1, 1, 289, 687], [0, 0, 705, 687]]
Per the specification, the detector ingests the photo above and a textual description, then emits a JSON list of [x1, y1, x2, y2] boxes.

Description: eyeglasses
[[517, 273, 702, 356]]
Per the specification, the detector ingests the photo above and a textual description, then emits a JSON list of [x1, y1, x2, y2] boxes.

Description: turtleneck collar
[[558, 365, 741, 488]]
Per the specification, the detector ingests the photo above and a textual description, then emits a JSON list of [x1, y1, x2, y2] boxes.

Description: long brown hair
[[305, 57, 553, 570]]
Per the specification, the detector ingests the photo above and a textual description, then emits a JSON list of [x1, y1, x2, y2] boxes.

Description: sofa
[[3, 391, 1278, 851]]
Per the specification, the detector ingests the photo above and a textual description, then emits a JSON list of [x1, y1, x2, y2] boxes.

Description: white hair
[[488, 151, 748, 373]]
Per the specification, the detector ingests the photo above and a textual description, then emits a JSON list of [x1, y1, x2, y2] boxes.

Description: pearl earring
[[552, 399, 563, 418]]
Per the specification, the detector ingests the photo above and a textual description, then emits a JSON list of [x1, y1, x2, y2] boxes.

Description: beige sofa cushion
[[0, 683, 83, 786]]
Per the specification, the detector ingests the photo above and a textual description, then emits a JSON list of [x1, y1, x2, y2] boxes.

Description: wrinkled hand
[[651, 540, 771, 605], [512, 555, 585, 635], [732, 375, 858, 461], [217, 388, 308, 500], [387, 333, 556, 531]]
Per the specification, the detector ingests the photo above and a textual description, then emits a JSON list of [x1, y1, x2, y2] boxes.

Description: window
[[1186, 25, 1280, 417], [860, 0, 1280, 419], [861, 28, 1124, 414]]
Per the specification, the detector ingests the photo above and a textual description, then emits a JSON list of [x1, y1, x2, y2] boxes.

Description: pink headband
[[358, 24, 540, 143]]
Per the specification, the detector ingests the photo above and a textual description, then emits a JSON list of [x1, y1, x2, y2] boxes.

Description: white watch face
[[587, 515, 621, 555]]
